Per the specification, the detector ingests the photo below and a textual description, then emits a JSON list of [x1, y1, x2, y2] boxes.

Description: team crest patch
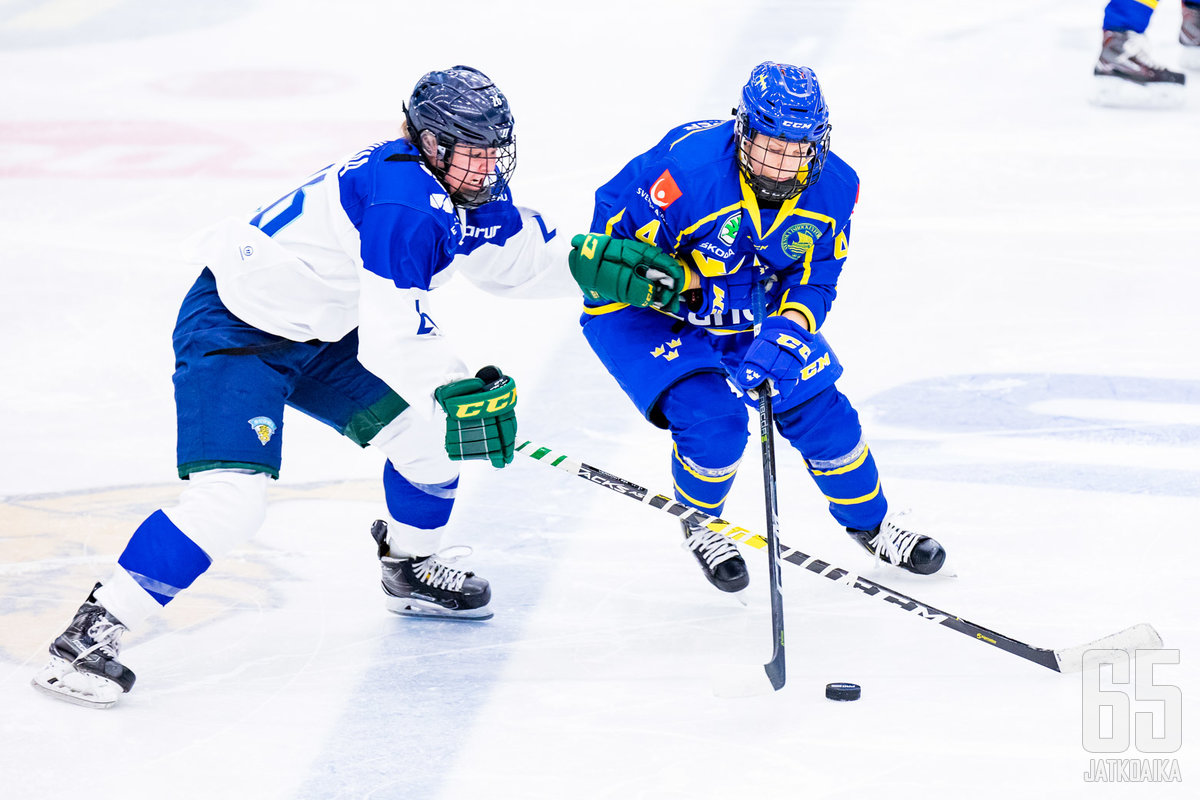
[[718, 213, 740, 245], [649, 170, 682, 209], [781, 222, 823, 260], [248, 416, 277, 445]]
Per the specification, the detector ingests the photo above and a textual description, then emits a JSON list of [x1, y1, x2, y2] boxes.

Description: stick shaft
[[515, 440, 1160, 672], [753, 282, 785, 690]]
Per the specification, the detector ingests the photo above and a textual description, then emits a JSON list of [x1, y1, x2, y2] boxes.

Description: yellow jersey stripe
[[603, 208, 626, 235], [825, 480, 881, 505], [674, 483, 730, 509], [582, 302, 629, 316], [673, 445, 738, 483], [778, 293, 817, 330], [810, 445, 870, 476]]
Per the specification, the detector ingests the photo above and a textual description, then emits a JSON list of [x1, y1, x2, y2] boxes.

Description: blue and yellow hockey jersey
[[588, 119, 859, 334]]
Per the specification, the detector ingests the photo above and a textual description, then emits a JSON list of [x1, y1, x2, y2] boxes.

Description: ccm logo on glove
[[450, 387, 516, 418], [734, 315, 832, 392], [773, 332, 812, 358]]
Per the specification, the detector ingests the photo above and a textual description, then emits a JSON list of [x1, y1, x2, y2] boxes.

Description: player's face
[[441, 145, 498, 196], [742, 133, 814, 185]]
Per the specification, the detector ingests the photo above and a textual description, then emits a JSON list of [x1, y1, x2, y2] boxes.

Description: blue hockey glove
[[733, 316, 816, 392], [434, 366, 517, 468], [683, 269, 757, 318]]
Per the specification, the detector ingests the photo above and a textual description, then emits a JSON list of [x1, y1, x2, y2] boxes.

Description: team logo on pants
[[248, 416, 277, 445], [651, 338, 683, 361]]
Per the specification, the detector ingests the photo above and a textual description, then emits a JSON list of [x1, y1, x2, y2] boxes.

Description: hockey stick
[[515, 440, 1163, 673], [752, 282, 786, 692]]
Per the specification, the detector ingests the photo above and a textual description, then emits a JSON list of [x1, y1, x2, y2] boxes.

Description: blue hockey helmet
[[734, 62, 831, 201], [404, 65, 516, 207]]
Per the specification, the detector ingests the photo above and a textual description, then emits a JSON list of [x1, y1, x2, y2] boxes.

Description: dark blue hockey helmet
[[404, 65, 516, 207], [734, 62, 831, 201]]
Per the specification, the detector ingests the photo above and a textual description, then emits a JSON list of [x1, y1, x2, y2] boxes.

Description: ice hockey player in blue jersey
[[566, 62, 947, 595], [33, 66, 574, 709], [1092, 1, 1197, 107]]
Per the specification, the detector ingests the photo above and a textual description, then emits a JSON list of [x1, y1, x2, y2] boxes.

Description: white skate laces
[[1120, 33, 1163, 64], [412, 545, 476, 592], [683, 524, 742, 569], [80, 617, 126, 663], [866, 524, 921, 568]]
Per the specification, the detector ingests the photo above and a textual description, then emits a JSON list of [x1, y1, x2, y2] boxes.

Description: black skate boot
[[847, 511, 946, 576], [681, 518, 749, 593], [1182, 3, 1200, 70], [370, 520, 493, 620], [31, 583, 136, 709], [1092, 29, 1185, 107]]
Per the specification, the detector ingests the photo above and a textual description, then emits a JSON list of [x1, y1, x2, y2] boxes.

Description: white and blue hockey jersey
[[185, 137, 572, 407]]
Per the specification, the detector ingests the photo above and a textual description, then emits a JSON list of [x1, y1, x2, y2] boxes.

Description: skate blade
[[1090, 76, 1185, 109], [385, 597, 494, 621], [31, 658, 122, 709]]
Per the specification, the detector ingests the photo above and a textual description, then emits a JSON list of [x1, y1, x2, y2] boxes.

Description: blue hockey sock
[[383, 461, 457, 530], [805, 439, 887, 531], [659, 372, 749, 513], [1103, 0, 1155, 34], [117, 509, 213, 606], [775, 388, 887, 531]]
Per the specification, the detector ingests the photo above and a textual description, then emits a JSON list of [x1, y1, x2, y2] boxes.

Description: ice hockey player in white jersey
[[32, 65, 574, 709]]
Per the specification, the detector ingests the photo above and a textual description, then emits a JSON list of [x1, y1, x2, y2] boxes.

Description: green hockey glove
[[568, 233, 685, 314], [433, 366, 517, 468]]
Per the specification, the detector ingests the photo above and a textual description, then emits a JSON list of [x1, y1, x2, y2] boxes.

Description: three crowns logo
[[651, 338, 683, 361]]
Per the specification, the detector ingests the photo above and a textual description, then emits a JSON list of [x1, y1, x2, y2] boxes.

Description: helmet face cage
[[734, 62, 831, 202], [404, 66, 517, 208]]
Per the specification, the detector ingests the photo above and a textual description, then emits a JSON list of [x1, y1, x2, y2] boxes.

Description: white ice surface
[[1, 1, 1197, 798]]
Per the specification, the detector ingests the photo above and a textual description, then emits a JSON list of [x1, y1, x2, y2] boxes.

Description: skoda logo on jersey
[[781, 222, 823, 260], [698, 241, 735, 259], [248, 416, 277, 446], [718, 213, 740, 246]]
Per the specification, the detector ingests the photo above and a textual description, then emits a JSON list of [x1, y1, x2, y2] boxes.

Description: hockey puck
[[825, 682, 861, 701]]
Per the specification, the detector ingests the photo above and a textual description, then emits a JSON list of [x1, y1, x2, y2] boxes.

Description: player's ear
[[419, 130, 442, 166]]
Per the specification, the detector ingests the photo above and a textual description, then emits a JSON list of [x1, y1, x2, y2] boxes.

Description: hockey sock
[[805, 439, 887, 531], [776, 388, 887, 530], [114, 510, 213, 607], [658, 372, 749, 513], [382, 461, 457, 557], [1102, 1, 1153, 34]]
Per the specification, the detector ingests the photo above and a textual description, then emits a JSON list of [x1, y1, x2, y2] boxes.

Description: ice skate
[[848, 511, 946, 575], [370, 520, 493, 620], [681, 518, 749, 593], [31, 584, 135, 709], [1091, 30, 1186, 108], [1182, 3, 1200, 70]]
